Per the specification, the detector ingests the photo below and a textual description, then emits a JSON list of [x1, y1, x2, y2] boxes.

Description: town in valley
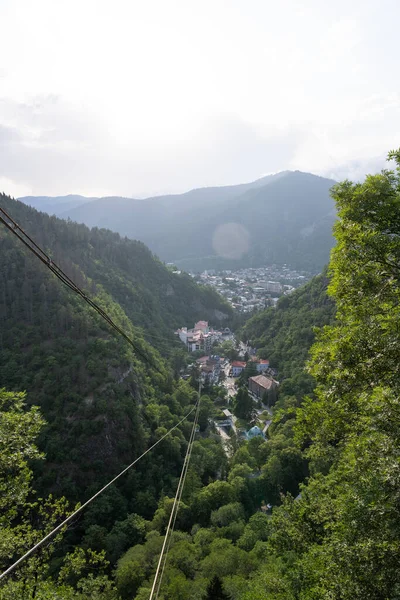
[[175, 318, 279, 450], [189, 264, 313, 312]]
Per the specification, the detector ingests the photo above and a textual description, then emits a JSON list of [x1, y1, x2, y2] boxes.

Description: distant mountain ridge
[[19, 170, 337, 272]]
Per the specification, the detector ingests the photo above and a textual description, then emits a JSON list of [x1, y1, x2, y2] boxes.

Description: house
[[250, 356, 270, 372], [198, 355, 222, 384], [219, 408, 234, 428], [231, 361, 246, 377], [248, 374, 279, 404], [196, 355, 209, 365], [256, 359, 270, 373], [176, 321, 222, 353], [200, 364, 215, 383], [186, 329, 204, 352], [194, 320, 209, 333]]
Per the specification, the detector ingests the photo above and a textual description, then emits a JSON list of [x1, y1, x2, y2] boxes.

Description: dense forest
[[241, 271, 336, 403], [0, 194, 233, 349], [2, 149, 400, 599]]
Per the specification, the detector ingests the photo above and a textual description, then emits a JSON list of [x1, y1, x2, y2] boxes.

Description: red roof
[[231, 361, 246, 368]]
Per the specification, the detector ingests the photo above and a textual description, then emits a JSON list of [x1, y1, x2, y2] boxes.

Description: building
[[259, 281, 283, 294], [256, 359, 270, 373], [248, 374, 279, 404], [197, 355, 222, 384], [219, 408, 234, 428], [176, 321, 222, 353], [231, 361, 246, 377], [194, 320, 209, 333], [196, 355, 209, 365], [186, 329, 204, 352], [249, 357, 270, 372]]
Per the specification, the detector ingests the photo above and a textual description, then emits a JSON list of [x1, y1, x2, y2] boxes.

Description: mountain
[[0, 193, 232, 500], [18, 194, 99, 215], [19, 170, 336, 273], [3, 195, 232, 349]]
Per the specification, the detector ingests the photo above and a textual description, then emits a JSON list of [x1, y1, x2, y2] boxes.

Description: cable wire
[[0, 207, 157, 369], [0, 406, 197, 582], [149, 384, 202, 600], [153, 396, 201, 600]]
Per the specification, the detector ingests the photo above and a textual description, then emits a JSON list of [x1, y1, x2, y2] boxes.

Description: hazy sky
[[0, 0, 399, 197]]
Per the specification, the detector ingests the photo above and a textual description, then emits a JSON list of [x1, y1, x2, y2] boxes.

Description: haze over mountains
[[19, 170, 337, 273]]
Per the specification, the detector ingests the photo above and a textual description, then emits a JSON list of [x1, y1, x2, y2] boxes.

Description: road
[[223, 364, 236, 400], [214, 423, 233, 457]]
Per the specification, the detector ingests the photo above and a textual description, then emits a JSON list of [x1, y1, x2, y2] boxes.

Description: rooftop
[[232, 361, 246, 368], [249, 374, 278, 390]]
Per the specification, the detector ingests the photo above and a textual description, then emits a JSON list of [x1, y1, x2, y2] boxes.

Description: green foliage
[[0, 194, 232, 592], [0, 389, 117, 600], [242, 149, 400, 599], [206, 575, 231, 600], [233, 388, 255, 422], [242, 271, 335, 405]]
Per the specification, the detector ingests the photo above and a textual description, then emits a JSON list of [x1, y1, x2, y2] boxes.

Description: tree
[[206, 575, 231, 599], [198, 395, 213, 432], [0, 388, 117, 598], [238, 361, 258, 386], [253, 149, 400, 599], [233, 387, 255, 422]]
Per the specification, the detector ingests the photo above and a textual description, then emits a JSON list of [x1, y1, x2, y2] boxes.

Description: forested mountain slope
[[241, 270, 336, 400], [0, 193, 232, 499], [0, 192, 231, 596], [1, 195, 232, 348], [20, 170, 336, 272]]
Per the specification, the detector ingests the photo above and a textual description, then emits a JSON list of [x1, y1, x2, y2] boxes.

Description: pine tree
[[206, 575, 231, 599]]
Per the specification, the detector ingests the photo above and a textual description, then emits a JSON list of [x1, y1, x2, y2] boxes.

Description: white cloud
[[0, 176, 32, 198], [0, 0, 399, 195]]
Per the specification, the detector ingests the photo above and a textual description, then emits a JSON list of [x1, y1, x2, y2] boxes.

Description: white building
[[231, 361, 246, 376]]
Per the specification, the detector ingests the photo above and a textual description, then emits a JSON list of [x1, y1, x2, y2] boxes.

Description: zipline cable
[[149, 384, 202, 600], [0, 207, 158, 369], [153, 396, 201, 600], [153, 382, 203, 599], [0, 205, 206, 584], [0, 405, 197, 582]]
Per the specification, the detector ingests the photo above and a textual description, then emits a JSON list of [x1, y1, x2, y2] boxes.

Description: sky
[[0, 0, 399, 198]]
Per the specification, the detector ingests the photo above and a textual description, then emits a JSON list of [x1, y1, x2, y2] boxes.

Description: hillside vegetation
[[0, 194, 231, 551], [241, 270, 336, 401]]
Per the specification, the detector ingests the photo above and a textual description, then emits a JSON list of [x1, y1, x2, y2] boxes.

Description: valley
[[2, 152, 400, 599]]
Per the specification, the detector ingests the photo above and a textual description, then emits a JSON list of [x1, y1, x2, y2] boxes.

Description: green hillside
[[2, 195, 232, 350], [241, 270, 336, 401], [0, 193, 233, 500]]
